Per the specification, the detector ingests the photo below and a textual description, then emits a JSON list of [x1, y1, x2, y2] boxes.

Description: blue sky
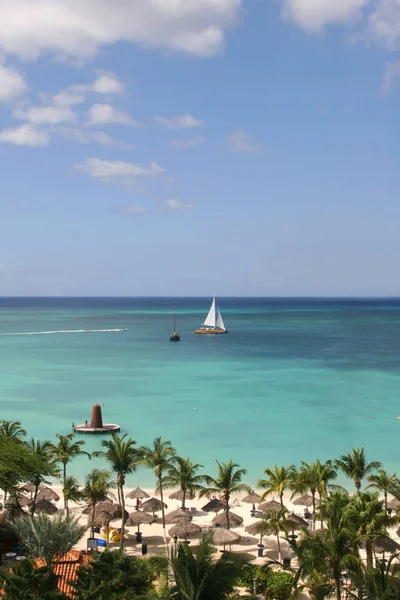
[[0, 0, 399, 296]]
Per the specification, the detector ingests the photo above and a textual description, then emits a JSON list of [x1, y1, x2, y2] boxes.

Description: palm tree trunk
[[276, 532, 282, 562], [366, 540, 373, 570], [159, 475, 167, 541], [335, 575, 341, 600], [181, 484, 186, 511], [119, 478, 125, 550], [31, 482, 40, 516], [63, 462, 67, 511], [311, 489, 316, 531], [225, 494, 230, 530], [280, 493, 284, 508], [318, 491, 323, 529], [91, 501, 96, 538], [384, 490, 388, 514]]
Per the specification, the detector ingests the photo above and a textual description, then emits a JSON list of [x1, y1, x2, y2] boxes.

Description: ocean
[[0, 297, 399, 489]]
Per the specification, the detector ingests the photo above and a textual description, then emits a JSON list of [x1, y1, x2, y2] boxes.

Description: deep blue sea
[[1, 297, 400, 488]]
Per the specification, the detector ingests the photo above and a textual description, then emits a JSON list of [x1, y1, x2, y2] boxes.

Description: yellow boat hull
[[194, 328, 227, 334]]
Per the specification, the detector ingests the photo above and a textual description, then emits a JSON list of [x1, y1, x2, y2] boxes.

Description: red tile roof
[[35, 551, 92, 598]]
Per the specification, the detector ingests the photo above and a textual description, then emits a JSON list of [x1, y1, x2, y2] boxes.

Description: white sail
[[203, 296, 216, 327], [216, 308, 225, 331]]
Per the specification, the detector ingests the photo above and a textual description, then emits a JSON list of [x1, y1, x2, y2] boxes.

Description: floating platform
[[73, 404, 120, 435], [74, 423, 120, 435]]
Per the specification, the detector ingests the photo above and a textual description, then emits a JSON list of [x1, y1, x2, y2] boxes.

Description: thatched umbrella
[[20, 483, 38, 496], [140, 498, 167, 515], [85, 496, 113, 507], [36, 487, 60, 503], [293, 494, 313, 508], [34, 499, 58, 515], [169, 490, 195, 502], [242, 491, 261, 510], [126, 487, 150, 510], [245, 520, 271, 545], [286, 513, 309, 535], [164, 509, 192, 525], [18, 496, 32, 508], [169, 522, 202, 541], [212, 511, 243, 528], [375, 537, 400, 554], [387, 498, 400, 512], [127, 511, 155, 533], [259, 499, 285, 512], [212, 528, 241, 550], [201, 499, 225, 513]]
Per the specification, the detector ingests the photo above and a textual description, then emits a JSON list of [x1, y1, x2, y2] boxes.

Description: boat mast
[[174, 308, 176, 332]]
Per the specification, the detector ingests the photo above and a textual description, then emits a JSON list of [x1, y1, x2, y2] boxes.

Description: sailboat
[[194, 295, 227, 334], [169, 308, 180, 342]]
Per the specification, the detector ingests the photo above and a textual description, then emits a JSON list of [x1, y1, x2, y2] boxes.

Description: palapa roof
[[34, 499, 58, 515], [245, 520, 271, 536], [286, 513, 309, 529], [212, 511, 243, 527], [169, 490, 195, 501], [140, 498, 167, 513], [169, 522, 202, 538], [241, 492, 261, 504], [89, 502, 128, 528], [259, 499, 285, 512], [387, 498, 400, 511], [127, 511, 155, 526], [293, 494, 313, 507], [164, 509, 192, 524], [36, 487, 60, 502], [126, 487, 150, 500], [201, 499, 225, 513], [374, 537, 400, 554], [212, 529, 241, 545], [20, 483, 38, 494]]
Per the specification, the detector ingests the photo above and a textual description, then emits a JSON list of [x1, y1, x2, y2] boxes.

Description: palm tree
[[258, 464, 295, 508], [63, 475, 83, 518], [169, 534, 250, 600], [261, 508, 289, 562], [200, 460, 250, 530], [294, 491, 362, 600], [350, 551, 400, 600], [139, 437, 175, 540], [0, 419, 27, 442], [346, 491, 399, 569], [50, 433, 91, 510], [13, 512, 87, 565], [335, 447, 381, 493], [94, 433, 139, 548], [163, 456, 205, 510], [71, 548, 154, 600], [82, 469, 115, 537], [26, 437, 56, 515], [367, 469, 399, 513]]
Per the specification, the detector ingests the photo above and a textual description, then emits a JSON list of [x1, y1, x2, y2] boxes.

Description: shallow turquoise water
[[0, 297, 399, 488]]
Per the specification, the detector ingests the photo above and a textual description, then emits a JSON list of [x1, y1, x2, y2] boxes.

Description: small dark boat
[[170, 308, 180, 342]]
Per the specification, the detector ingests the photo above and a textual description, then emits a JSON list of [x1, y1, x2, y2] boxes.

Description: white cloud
[[227, 129, 258, 153], [381, 59, 400, 93], [0, 63, 28, 103], [14, 105, 75, 124], [366, 0, 400, 50], [54, 127, 116, 145], [170, 136, 206, 150], [76, 158, 165, 181], [166, 198, 192, 210], [111, 205, 147, 214], [86, 103, 139, 127], [282, 0, 368, 32], [0, 124, 49, 146], [154, 114, 203, 129], [53, 72, 124, 107], [0, 0, 241, 61]]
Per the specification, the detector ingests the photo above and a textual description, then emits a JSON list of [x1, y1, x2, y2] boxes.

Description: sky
[[0, 0, 399, 297]]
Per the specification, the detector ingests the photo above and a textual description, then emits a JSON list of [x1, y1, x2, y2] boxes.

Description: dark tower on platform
[[91, 404, 103, 429]]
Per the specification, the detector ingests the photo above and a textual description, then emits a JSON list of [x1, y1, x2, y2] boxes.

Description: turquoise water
[[0, 297, 400, 488]]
